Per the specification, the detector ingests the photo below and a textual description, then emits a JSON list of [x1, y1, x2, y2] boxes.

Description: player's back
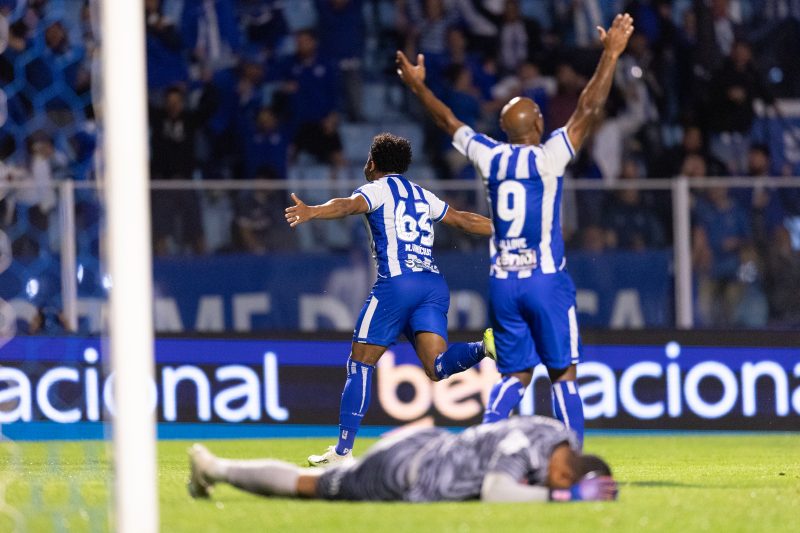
[[406, 416, 577, 502], [453, 126, 575, 279], [354, 174, 450, 279]]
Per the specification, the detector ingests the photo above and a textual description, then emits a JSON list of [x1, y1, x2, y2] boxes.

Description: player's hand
[[597, 13, 634, 57], [396, 51, 426, 89], [573, 475, 618, 501], [285, 193, 314, 228]]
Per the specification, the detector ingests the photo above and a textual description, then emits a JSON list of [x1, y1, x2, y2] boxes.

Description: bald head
[[500, 97, 544, 145]]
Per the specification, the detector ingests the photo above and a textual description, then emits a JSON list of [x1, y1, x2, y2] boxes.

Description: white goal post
[[100, 0, 159, 531]]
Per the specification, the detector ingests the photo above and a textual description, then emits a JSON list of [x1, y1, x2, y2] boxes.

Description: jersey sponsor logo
[[404, 255, 439, 273], [496, 248, 538, 271]]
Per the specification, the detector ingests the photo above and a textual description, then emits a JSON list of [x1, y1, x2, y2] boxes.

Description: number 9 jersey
[[353, 174, 449, 279], [452, 125, 581, 373], [452, 125, 575, 279]]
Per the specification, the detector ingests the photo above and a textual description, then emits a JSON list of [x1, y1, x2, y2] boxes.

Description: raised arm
[[284, 193, 368, 228], [565, 13, 634, 152], [396, 51, 465, 136], [441, 208, 493, 237]]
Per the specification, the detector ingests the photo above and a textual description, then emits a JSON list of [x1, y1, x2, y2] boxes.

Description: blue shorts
[[489, 271, 582, 374], [353, 273, 449, 346]]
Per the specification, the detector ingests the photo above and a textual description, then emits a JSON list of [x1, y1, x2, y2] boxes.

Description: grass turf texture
[[0, 434, 798, 532]]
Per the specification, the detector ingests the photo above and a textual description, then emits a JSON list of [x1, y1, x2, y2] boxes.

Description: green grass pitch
[[1, 433, 798, 532]]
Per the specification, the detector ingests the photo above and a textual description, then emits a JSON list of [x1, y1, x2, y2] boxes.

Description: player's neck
[[368, 172, 400, 182], [508, 134, 540, 146]]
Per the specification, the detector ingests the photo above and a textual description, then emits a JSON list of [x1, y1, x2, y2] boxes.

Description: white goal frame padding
[[100, 0, 158, 531]]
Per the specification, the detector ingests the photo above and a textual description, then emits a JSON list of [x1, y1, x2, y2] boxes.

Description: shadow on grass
[[624, 481, 707, 488]]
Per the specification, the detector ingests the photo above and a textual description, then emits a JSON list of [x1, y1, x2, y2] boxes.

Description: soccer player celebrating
[[396, 14, 636, 445], [188, 416, 618, 503], [285, 133, 496, 465]]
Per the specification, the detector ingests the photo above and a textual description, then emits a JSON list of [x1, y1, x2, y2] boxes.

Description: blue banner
[[0, 250, 673, 334], [148, 250, 672, 333], [0, 335, 797, 439]]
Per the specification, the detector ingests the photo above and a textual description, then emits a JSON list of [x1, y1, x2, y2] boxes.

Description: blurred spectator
[[547, 62, 583, 132], [239, 0, 288, 55], [678, 152, 709, 180], [181, 0, 240, 73], [316, 0, 365, 121], [443, 26, 497, 101], [695, 186, 751, 281], [656, 125, 726, 177], [244, 107, 289, 180], [444, 65, 482, 128], [205, 57, 264, 175], [707, 40, 772, 175], [555, 0, 604, 47], [498, 0, 528, 73], [765, 227, 800, 326], [5, 133, 64, 258], [603, 160, 665, 251], [273, 30, 337, 133], [29, 305, 68, 334], [733, 144, 785, 249], [149, 85, 217, 255], [149, 85, 217, 181], [403, 0, 456, 58], [693, 185, 765, 326], [293, 111, 345, 169], [23, 20, 87, 124], [233, 190, 274, 254], [145, 0, 188, 91], [694, 0, 741, 75]]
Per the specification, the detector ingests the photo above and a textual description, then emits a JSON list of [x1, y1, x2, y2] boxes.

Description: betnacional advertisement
[[0, 334, 798, 438]]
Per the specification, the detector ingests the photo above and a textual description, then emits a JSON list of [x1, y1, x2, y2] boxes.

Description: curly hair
[[369, 133, 412, 174]]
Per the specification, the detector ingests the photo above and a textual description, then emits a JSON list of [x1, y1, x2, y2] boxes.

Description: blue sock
[[336, 358, 374, 455], [482, 376, 525, 423], [434, 342, 485, 380], [552, 381, 584, 447]]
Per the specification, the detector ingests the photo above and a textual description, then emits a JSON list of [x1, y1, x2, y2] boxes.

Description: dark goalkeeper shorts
[[316, 427, 446, 501]]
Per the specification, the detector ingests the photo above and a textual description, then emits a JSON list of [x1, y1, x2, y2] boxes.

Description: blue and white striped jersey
[[453, 125, 575, 279], [353, 174, 449, 278]]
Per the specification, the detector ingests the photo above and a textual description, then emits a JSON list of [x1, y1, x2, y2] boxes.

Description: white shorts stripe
[[553, 383, 570, 429], [358, 365, 369, 412], [568, 306, 579, 362], [357, 296, 379, 340]]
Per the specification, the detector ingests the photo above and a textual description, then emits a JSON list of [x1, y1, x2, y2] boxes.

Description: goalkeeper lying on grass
[[188, 416, 617, 503]]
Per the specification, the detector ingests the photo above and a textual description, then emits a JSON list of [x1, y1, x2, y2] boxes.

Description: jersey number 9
[[497, 181, 526, 237]]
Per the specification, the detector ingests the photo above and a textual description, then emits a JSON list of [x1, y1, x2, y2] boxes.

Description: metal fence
[[2, 176, 799, 334]]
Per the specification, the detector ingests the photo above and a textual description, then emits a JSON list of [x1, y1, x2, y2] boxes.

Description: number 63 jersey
[[353, 174, 449, 279], [452, 126, 575, 279]]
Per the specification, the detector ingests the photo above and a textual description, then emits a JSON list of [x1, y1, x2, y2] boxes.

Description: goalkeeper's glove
[[550, 474, 618, 502]]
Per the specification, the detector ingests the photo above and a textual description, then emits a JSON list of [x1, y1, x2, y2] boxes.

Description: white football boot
[[188, 443, 216, 499], [308, 445, 352, 467]]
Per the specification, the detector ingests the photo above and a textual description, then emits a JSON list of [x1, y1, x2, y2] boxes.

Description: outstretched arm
[[396, 51, 465, 136], [284, 193, 369, 227], [441, 208, 493, 237], [565, 13, 634, 152]]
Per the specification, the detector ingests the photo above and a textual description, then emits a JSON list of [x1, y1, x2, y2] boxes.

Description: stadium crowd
[[1, 0, 800, 328]]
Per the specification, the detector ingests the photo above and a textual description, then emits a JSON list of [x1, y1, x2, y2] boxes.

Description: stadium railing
[[2, 176, 799, 334]]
